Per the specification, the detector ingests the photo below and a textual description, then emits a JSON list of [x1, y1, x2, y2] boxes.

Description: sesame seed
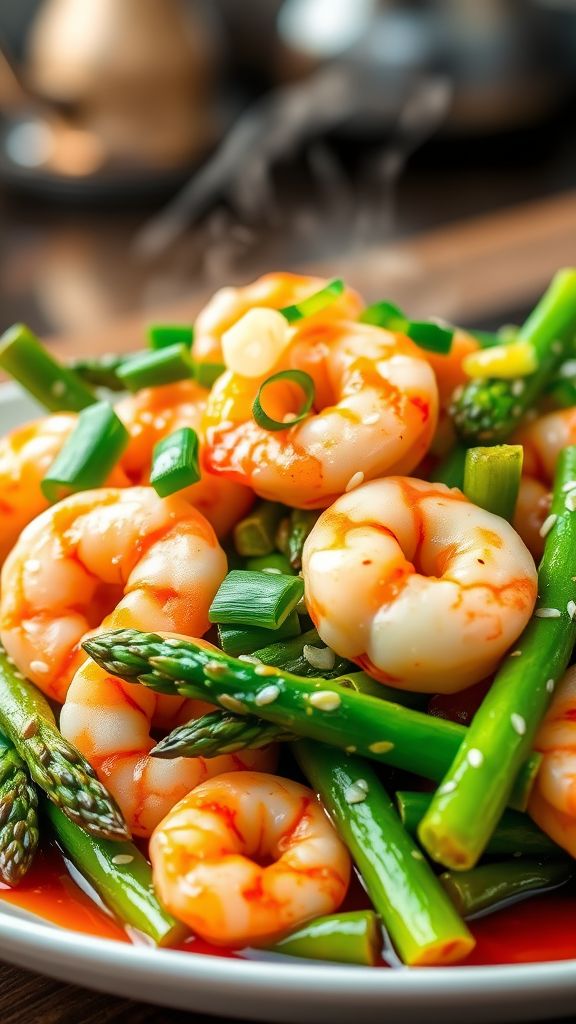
[[112, 854, 134, 865], [30, 660, 49, 674], [438, 780, 457, 795], [254, 684, 280, 706], [355, 779, 369, 791], [308, 690, 342, 711], [362, 412, 380, 426], [140, 411, 153, 424], [254, 664, 277, 677], [25, 559, 41, 573], [345, 471, 365, 492], [568, 601, 576, 621], [204, 661, 227, 677], [302, 645, 336, 671], [546, 678, 555, 693], [565, 490, 576, 512], [111, 554, 121, 565], [51, 381, 66, 397], [369, 740, 394, 754], [218, 694, 249, 715], [238, 655, 263, 665], [467, 748, 484, 768], [539, 513, 557, 539], [345, 745, 357, 754], [164, 638, 182, 647], [510, 379, 525, 397], [510, 713, 526, 736], [510, 650, 522, 657], [534, 607, 561, 618], [344, 781, 369, 804], [154, 416, 168, 430], [410, 849, 424, 861], [513, 850, 523, 858]]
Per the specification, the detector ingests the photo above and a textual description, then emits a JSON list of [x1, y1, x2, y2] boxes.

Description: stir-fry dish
[[2, 269, 576, 968]]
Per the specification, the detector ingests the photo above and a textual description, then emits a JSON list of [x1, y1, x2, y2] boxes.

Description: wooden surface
[[4, 189, 576, 1022]]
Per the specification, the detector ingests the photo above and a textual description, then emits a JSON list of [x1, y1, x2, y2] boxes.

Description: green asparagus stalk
[[463, 445, 523, 521], [419, 446, 576, 870], [82, 630, 540, 810], [251, 628, 354, 679], [0, 325, 96, 412], [68, 353, 140, 392], [151, 710, 297, 759], [233, 502, 285, 557], [294, 742, 474, 965], [396, 791, 560, 859], [265, 910, 381, 966], [45, 802, 184, 945], [451, 268, 576, 443], [0, 648, 128, 841], [439, 860, 573, 918], [0, 732, 39, 886]]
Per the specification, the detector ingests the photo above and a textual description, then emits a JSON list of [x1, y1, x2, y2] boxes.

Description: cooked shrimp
[[512, 408, 576, 559], [302, 477, 537, 693], [0, 414, 129, 564], [150, 772, 351, 945], [529, 666, 576, 857], [193, 271, 363, 368], [0, 486, 227, 701], [116, 380, 253, 536], [203, 320, 439, 508]]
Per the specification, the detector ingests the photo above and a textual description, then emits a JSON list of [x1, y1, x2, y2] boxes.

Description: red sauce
[[2, 846, 576, 967]]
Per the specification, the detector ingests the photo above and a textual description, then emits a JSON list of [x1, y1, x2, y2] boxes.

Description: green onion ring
[[252, 369, 315, 432]]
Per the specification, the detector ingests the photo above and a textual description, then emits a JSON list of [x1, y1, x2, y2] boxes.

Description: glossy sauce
[[1, 845, 576, 966]]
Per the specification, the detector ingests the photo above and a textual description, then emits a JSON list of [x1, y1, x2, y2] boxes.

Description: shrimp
[[0, 486, 227, 701], [149, 772, 351, 945], [193, 271, 363, 368], [512, 408, 576, 559], [302, 477, 537, 693], [0, 414, 129, 564], [116, 380, 253, 536], [203, 319, 439, 508], [529, 666, 576, 858]]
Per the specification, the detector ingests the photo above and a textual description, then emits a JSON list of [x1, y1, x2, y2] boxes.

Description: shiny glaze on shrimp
[[150, 772, 351, 945], [302, 477, 537, 693], [193, 271, 363, 368], [529, 666, 576, 857], [203, 319, 439, 508], [512, 409, 576, 559]]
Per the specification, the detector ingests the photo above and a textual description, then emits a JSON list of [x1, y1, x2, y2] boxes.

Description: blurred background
[[1, 0, 576, 340]]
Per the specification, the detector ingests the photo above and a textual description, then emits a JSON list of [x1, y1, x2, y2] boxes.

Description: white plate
[[1, 381, 576, 1023]]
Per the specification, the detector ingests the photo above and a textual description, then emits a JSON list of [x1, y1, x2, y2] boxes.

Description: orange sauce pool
[[2, 845, 576, 967]]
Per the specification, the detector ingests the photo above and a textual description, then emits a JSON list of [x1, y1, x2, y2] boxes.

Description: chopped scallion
[[209, 569, 304, 629], [147, 324, 194, 350], [245, 553, 295, 575], [150, 427, 200, 498], [253, 369, 315, 432], [280, 279, 344, 323], [116, 344, 194, 392], [463, 445, 523, 521], [217, 610, 301, 658], [194, 362, 226, 389], [234, 502, 284, 557], [0, 324, 96, 412], [41, 401, 129, 502], [359, 303, 454, 353]]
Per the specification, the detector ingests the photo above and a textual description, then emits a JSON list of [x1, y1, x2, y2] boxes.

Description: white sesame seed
[[369, 740, 394, 754], [25, 559, 41, 573], [164, 638, 181, 647], [140, 411, 153, 424], [308, 690, 342, 712], [568, 601, 576, 621], [410, 849, 424, 861], [345, 745, 357, 753], [111, 554, 121, 565], [112, 854, 134, 865], [510, 713, 526, 736], [238, 655, 263, 665], [254, 684, 280, 706], [302, 645, 336, 671], [344, 782, 369, 804], [539, 513, 557, 539], [362, 412, 380, 426], [154, 416, 167, 430], [467, 748, 484, 768], [566, 490, 576, 512], [546, 678, 556, 693], [510, 650, 522, 657], [13, 671, 24, 680], [511, 379, 525, 397], [254, 664, 277, 677], [534, 607, 561, 618], [51, 380, 66, 397], [30, 660, 49, 674], [219, 694, 249, 715], [345, 471, 365, 492], [282, 412, 298, 424], [438, 780, 457, 795]]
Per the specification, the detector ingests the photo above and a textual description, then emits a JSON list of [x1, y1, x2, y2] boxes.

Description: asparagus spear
[[440, 860, 573, 918], [266, 910, 381, 966], [451, 268, 576, 443], [251, 628, 354, 679], [45, 802, 184, 945], [0, 732, 39, 886], [0, 648, 128, 841], [82, 630, 540, 810], [294, 741, 474, 966], [396, 791, 560, 859], [419, 446, 576, 869], [0, 324, 96, 412], [152, 710, 297, 759]]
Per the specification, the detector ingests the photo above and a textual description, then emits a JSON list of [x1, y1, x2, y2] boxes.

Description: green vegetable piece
[[245, 553, 295, 575], [233, 502, 285, 557], [150, 427, 200, 498], [440, 860, 573, 918], [0, 324, 96, 412], [217, 610, 301, 658], [463, 444, 523, 521], [117, 344, 194, 392], [41, 401, 129, 503], [194, 362, 225, 388], [152, 710, 296, 759], [253, 370, 315, 432], [266, 910, 381, 966], [280, 279, 344, 323], [69, 353, 140, 392], [0, 732, 39, 886], [147, 324, 194, 350], [251, 628, 354, 678], [209, 570, 304, 630]]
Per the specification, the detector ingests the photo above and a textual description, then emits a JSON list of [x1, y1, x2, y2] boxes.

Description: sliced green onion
[[463, 444, 523, 521], [0, 324, 96, 412], [280, 279, 344, 324], [359, 301, 405, 330], [117, 344, 194, 392], [69, 353, 140, 392], [41, 401, 129, 502], [253, 369, 315, 432], [233, 501, 284, 557], [245, 553, 295, 575], [360, 303, 454, 353], [150, 427, 200, 498], [194, 362, 226, 389], [440, 860, 573, 918], [431, 443, 467, 489], [266, 910, 381, 966], [209, 569, 304, 629], [147, 324, 194, 351], [251, 628, 354, 679], [217, 610, 301, 658]]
